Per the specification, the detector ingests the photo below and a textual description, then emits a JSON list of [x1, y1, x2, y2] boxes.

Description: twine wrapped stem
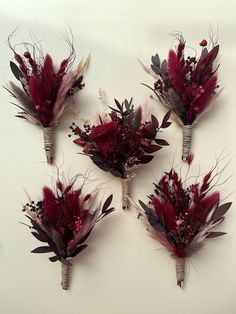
[[176, 258, 185, 287], [121, 178, 130, 210], [182, 125, 193, 160], [61, 263, 70, 290], [43, 127, 54, 164]]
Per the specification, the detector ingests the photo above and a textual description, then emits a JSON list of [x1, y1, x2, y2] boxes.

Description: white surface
[[0, 1, 236, 313]]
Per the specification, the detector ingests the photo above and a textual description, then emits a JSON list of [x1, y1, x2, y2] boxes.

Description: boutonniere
[[22, 175, 114, 289], [5, 31, 89, 163], [136, 158, 231, 287], [69, 98, 171, 209], [141, 33, 219, 160]]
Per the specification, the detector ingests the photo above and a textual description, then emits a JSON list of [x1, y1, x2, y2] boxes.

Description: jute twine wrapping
[[182, 125, 192, 160], [43, 127, 54, 164], [176, 258, 185, 287], [121, 179, 130, 210], [61, 263, 70, 290]]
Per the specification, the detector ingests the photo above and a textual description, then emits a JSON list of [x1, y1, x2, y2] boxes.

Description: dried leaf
[[139, 200, 152, 212], [31, 246, 52, 253], [155, 139, 169, 146], [31, 231, 48, 243], [10, 61, 22, 80], [161, 111, 171, 125], [206, 231, 227, 238], [139, 155, 154, 164], [161, 121, 171, 128], [102, 194, 113, 213], [151, 54, 160, 67], [79, 228, 93, 244], [49, 256, 59, 262], [100, 208, 115, 219], [51, 229, 66, 256], [151, 114, 159, 129], [71, 244, 88, 257], [132, 106, 142, 131], [114, 99, 122, 110], [212, 202, 232, 221], [151, 64, 161, 75]]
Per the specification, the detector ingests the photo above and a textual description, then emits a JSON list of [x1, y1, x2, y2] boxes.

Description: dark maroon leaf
[[139, 155, 154, 164], [139, 200, 152, 212], [71, 244, 88, 257], [208, 45, 219, 63], [124, 99, 131, 111], [72, 75, 84, 88], [100, 208, 115, 219], [161, 121, 171, 128], [31, 231, 48, 243], [114, 99, 122, 110], [206, 231, 227, 238], [146, 211, 165, 232], [79, 228, 93, 244], [132, 106, 142, 131], [212, 217, 225, 225], [31, 246, 52, 253], [108, 106, 120, 113], [143, 145, 162, 153], [161, 111, 171, 126], [151, 114, 159, 129], [49, 256, 59, 262], [10, 61, 22, 80], [90, 155, 123, 178], [154, 139, 169, 146], [212, 202, 232, 221], [51, 229, 66, 256], [25, 215, 41, 230], [102, 194, 113, 213]]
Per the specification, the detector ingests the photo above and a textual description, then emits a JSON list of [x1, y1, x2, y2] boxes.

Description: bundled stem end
[[43, 127, 54, 164], [176, 258, 185, 288], [61, 263, 70, 290], [121, 178, 130, 210], [182, 125, 193, 160]]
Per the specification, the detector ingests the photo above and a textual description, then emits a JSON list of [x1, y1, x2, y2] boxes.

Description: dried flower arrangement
[[22, 174, 114, 289], [140, 33, 220, 160], [69, 98, 171, 209], [5, 31, 89, 164], [136, 157, 231, 287]]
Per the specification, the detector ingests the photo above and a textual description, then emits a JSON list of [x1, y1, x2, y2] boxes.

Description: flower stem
[[61, 263, 70, 290], [176, 258, 185, 287], [182, 125, 192, 160], [43, 127, 54, 164], [121, 178, 130, 210]]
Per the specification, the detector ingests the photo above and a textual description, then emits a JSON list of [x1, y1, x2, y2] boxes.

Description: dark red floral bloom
[[70, 99, 171, 178], [90, 121, 120, 158], [23, 178, 114, 264]]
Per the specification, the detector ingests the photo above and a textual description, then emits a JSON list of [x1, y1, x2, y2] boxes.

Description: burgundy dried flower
[[141, 33, 219, 160], [5, 31, 89, 164], [185, 153, 194, 165], [137, 160, 231, 287], [23, 176, 114, 290], [70, 98, 171, 209]]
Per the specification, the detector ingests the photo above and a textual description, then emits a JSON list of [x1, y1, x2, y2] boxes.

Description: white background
[[0, 1, 236, 313]]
